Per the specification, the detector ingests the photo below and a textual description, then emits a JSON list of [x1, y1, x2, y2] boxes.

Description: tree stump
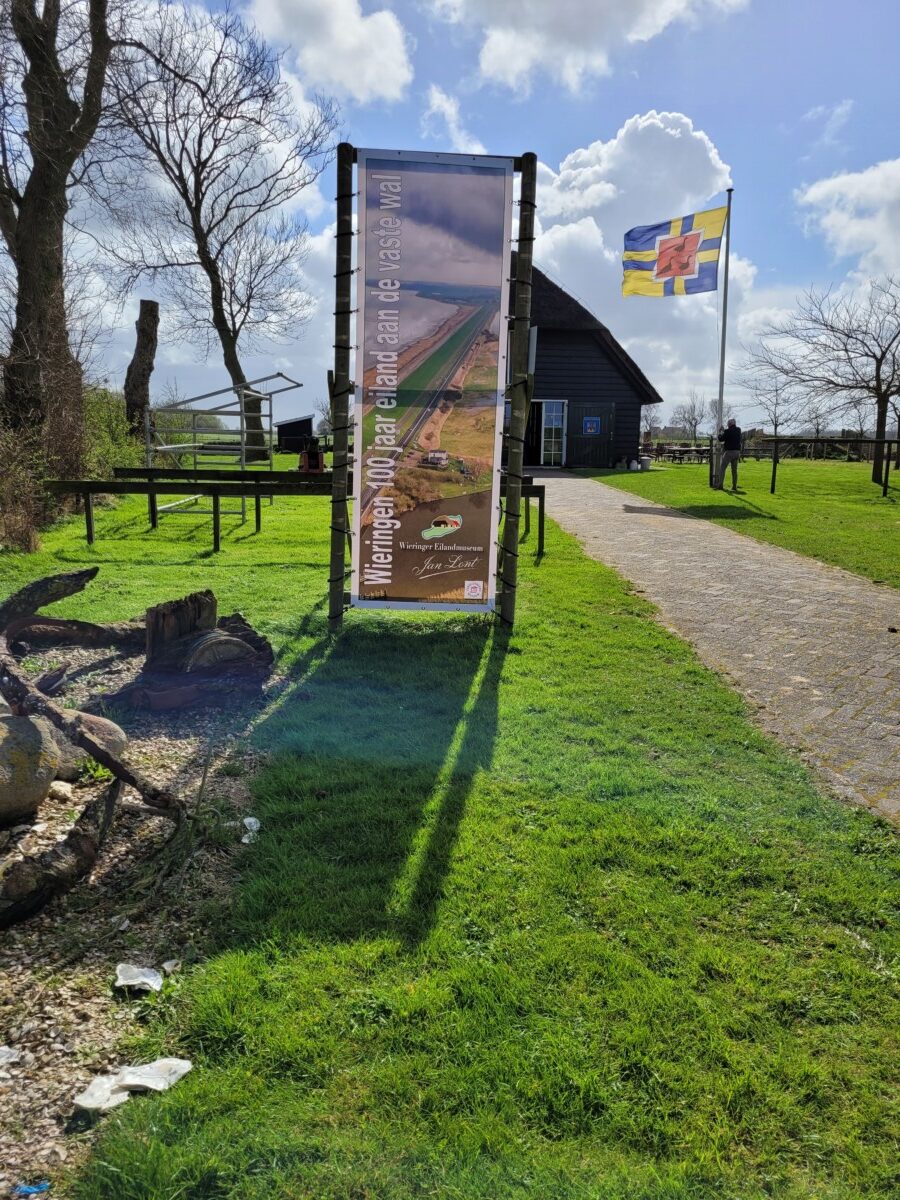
[[145, 590, 217, 668], [124, 299, 160, 434]]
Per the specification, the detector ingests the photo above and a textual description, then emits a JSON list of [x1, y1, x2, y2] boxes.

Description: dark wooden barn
[[522, 268, 662, 468], [274, 415, 315, 452]]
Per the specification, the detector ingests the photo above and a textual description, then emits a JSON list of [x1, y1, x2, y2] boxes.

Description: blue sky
[[116, 0, 900, 426]]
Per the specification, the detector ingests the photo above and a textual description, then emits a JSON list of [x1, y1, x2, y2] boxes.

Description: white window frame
[[539, 399, 568, 467]]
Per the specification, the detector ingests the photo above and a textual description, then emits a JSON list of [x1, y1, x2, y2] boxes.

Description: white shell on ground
[[73, 1058, 192, 1112], [114, 963, 163, 993]]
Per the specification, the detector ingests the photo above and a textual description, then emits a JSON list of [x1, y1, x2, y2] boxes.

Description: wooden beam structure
[[45, 479, 331, 550], [757, 436, 897, 497], [45, 480, 333, 498], [113, 467, 330, 484], [328, 142, 355, 631], [499, 151, 538, 627]]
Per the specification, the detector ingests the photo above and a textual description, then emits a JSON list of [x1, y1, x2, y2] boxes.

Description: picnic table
[[653, 444, 710, 464]]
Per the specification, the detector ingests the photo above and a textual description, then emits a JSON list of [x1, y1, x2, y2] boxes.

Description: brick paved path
[[540, 473, 900, 822]]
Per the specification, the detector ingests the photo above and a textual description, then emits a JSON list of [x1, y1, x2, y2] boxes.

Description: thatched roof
[[530, 267, 663, 406], [530, 267, 603, 331]]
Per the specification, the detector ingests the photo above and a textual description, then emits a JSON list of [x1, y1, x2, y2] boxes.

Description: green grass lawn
[[586, 459, 900, 588], [1, 494, 897, 1199]]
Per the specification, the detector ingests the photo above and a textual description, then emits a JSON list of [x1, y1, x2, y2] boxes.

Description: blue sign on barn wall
[[582, 417, 601, 436]]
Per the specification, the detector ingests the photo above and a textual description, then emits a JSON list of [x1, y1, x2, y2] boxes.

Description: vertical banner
[[351, 150, 514, 611]]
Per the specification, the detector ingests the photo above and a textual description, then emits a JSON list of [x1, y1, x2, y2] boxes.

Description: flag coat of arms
[[622, 205, 727, 297]]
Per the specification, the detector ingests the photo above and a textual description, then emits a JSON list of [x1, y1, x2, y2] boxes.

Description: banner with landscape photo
[[351, 151, 513, 610]]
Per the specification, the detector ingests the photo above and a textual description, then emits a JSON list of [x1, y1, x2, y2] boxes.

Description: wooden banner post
[[328, 142, 355, 630], [499, 151, 537, 627]]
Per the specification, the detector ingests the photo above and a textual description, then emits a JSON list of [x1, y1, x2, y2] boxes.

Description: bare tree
[[799, 395, 833, 459], [842, 394, 875, 440], [833, 394, 875, 462], [106, 3, 338, 459], [640, 405, 660, 441], [315, 396, 332, 438], [747, 277, 900, 483], [671, 389, 706, 440], [0, 0, 113, 450], [753, 383, 800, 439], [734, 357, 803, 440], [705, 396, 735, 430]]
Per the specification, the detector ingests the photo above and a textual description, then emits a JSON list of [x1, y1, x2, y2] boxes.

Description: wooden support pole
[[255, 493, 262, 533], [498, 152, 537, 627], [149, 491, 158, 529], [883, 444, 892, 497], [328, 142, 355, 631], [537, 487, 545, 556], [84, 492, 95, 545], [212, 494, 221, 552], [771, 439, 779, 494]]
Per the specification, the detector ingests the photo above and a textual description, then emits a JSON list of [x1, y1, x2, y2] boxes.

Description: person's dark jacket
[[718, 424, 742, 451]]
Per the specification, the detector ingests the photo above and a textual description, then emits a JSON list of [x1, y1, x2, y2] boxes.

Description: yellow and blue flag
[[622, 205, 727, 297]]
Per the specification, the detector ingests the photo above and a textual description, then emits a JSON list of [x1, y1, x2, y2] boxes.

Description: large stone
[[52, 712, 128, 782], [0, 715, 60, 824]]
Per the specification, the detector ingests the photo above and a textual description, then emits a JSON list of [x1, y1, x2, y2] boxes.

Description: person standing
[[717, 418, 742, 490]]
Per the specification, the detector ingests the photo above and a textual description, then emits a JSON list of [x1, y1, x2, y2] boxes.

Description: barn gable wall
[[533, 329, 650, 465]]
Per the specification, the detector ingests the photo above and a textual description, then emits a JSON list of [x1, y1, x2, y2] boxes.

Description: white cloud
[[429, 0, 746, 92], [533, 111, 740, 413], [538, 110, 731, 225], [802, 98, 853, 148], [249, 0, 413, 103], [421, 85, 486, 154], [796, 158, 900, 276]]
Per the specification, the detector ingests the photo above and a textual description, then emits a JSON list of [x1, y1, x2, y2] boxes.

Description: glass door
[[542, 401, 565, 466]]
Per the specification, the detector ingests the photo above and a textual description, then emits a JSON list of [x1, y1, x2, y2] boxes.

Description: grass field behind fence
[[586, 459, 900, 588], [0, 492, 897, 1199]]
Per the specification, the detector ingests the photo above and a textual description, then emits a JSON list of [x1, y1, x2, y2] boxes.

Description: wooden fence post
[[328, 143, 355, 630], [498, 152, 537, 628]]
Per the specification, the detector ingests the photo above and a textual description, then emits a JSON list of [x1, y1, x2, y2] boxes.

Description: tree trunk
[[0, 0, 111, 550], [2, 171, 83, 468], [197, 242, 268, 462], [124, 299, 160, 434], [215, 326, 267, 463], [871, 395, 888, 484]]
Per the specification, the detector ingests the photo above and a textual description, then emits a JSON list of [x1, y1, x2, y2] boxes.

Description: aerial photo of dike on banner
[[352, 152, 513, 610]]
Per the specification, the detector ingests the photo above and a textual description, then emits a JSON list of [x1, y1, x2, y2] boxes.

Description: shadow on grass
[[46, 548, 325, 571], [517, 524, 546, 565], [677, 499, 779, 522], [237, 613, 504, 948]]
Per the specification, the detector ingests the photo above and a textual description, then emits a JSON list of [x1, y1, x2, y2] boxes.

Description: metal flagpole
[[712, 186, 733, 489]]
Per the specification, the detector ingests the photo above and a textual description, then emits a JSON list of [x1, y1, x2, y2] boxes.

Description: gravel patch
[[0, 643, 280, 1193]]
